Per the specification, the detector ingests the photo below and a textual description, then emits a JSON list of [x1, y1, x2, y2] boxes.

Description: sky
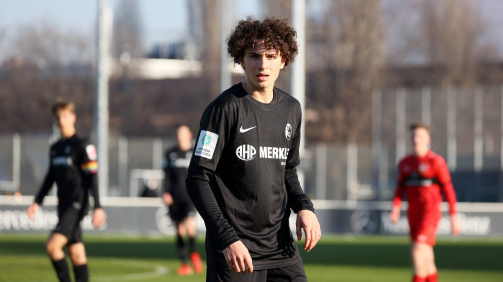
[[0, 0, 261, 58], [1, 0, 503, 62]]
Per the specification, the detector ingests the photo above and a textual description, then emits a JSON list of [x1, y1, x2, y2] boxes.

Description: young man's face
[[412, 127, 430, 155], [54, 109, 76, 132], [240, 40, 286, 93], [177, 125, 192, 145]]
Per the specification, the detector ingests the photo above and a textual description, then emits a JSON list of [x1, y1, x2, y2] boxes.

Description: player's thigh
[[410, 222, 438, 246], [266, 262, 308, 282], [46, 232, 69, 252], [55, 209, 83, 242], [207, 268, 266, 282], [67, 242, 87, 265]]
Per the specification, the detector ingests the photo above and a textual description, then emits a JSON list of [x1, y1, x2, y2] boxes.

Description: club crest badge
[[419, 163, 429, 174], [285, 123, 292, 140]]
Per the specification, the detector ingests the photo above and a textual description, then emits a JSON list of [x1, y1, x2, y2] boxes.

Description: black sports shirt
[[34, 134, 101, 215], [163, 146, 193, 204], [186, 83, 314, 270]]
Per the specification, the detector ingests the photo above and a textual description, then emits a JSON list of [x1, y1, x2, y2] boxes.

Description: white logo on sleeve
[[86, 145, 97, 160], [195, 130, 219, 159]]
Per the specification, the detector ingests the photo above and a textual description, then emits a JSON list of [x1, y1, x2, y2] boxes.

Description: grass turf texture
[[0, 234, 501, 281]]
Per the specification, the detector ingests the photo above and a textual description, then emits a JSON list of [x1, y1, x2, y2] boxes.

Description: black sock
[[189, 236, 196, 254], [177, 234, 188, 262], [73, 264, 89, 282], [51, 258, 71, 282]]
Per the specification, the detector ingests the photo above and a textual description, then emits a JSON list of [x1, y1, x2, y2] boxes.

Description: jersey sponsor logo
[[52, 156, 72, 166], [235, 145, 289, 161], [169, 158, 191, 168], [259, 146, 289, 160], [65, 145, 71, 154], [236, 144, 256, 161], [285, 123, 292, 140], [239, 125, 256, 133], [86, 145, 98, 160], [195, 130, 219, 159]]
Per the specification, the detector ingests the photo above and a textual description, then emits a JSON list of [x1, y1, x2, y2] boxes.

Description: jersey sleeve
[[392, 160, 405, 209], [34, 150, 56, 205], [284, 111, 314, 213], [162, 151, 171, 193], [80, 142, 101, 209], [186, 103, 240, 250], [435, 156, 458, 215], [190, 103, 232, 170]]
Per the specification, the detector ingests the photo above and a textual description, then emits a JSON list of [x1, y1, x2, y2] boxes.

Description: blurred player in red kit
[[390, 122, 461, 282]]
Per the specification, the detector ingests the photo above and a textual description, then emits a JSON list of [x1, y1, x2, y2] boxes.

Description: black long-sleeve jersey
[[163, 146, 193, 204], [35, 134, 101, 215], [186, 83, 314, 271]]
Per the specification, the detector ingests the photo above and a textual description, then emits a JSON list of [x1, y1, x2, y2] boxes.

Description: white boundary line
[[3, 196, 503, 212], [16, 258, 168, 282]]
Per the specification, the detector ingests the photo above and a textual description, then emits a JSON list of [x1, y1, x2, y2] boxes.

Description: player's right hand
[[390, 206, 400, 224], [163, 192, 173, 206], [451, 213, 461, 236], [223, 240, 253, 274], [92, 208, 106, 229], [27, 203, 39, 220]]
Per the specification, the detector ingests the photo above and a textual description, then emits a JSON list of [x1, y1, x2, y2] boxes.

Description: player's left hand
[[296, 210, 321, 252], [92, 208, 106, 229], [451, 213, 461, 236]]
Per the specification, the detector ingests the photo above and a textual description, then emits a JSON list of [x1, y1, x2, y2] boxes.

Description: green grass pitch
[[0, 234, 502, 281]]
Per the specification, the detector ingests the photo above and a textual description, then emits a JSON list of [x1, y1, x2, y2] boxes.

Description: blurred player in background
[[186, 17, 321, 281], [27, 101, 105, 282], [390, 122, 461, 282], [163, 123, 203, 275]]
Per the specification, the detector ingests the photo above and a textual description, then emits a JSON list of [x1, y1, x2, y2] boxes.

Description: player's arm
[[436, 157, 460, 235], [28, 161, 56, 220], [186, 165, 251, 272], [285, 112, 320, 252], [390, 162, 405, 224], [186, 103, 252, 273], [162, 154, 173, 206], [80, 143, 105, 229]]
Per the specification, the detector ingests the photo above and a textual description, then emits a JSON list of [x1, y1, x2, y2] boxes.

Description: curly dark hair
[[227, 17, 298, 67]]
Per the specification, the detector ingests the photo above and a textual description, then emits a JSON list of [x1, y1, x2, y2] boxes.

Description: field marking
[[92, 259, 169, 282], [16, 258, 168, 282]]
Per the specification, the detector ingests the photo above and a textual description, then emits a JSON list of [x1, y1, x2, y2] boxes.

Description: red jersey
[[393, 150, 458, 224]]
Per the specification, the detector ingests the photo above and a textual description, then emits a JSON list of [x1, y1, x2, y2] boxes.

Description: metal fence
[[1, 86, 503, 202], [1, 134, 502, 202]]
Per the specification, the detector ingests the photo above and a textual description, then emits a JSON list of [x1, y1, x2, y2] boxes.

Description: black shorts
[[53, 207, 86, 245], [207, 261, 307, 282], [168, 201, 196, 222]]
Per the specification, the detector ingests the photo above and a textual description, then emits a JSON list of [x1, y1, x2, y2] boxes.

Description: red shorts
[[409, 220, 439, 246]]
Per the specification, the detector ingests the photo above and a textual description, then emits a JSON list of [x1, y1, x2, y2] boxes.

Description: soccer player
[[186, 17, 321, 282], [390, 122, 461, 282], [27, 101, 105, 282], [162, 123, 203, 275]]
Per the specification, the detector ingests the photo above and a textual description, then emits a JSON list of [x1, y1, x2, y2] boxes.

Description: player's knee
[[68, 247, 87, 264], [46, 240, 62, 257]]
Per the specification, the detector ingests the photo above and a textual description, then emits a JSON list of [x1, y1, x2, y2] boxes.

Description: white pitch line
[[17, 259, 169, 282]]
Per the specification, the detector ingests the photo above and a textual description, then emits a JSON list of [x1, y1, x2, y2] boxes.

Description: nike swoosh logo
[[239, 125, 256, 133]]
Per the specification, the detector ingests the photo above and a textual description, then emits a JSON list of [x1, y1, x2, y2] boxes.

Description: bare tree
[[8, 21, 92, 71], [112, 0, 144, 58], [307, 0, 385, 143], [262, 0, 291, 20], [198, 0, 221, 97]]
